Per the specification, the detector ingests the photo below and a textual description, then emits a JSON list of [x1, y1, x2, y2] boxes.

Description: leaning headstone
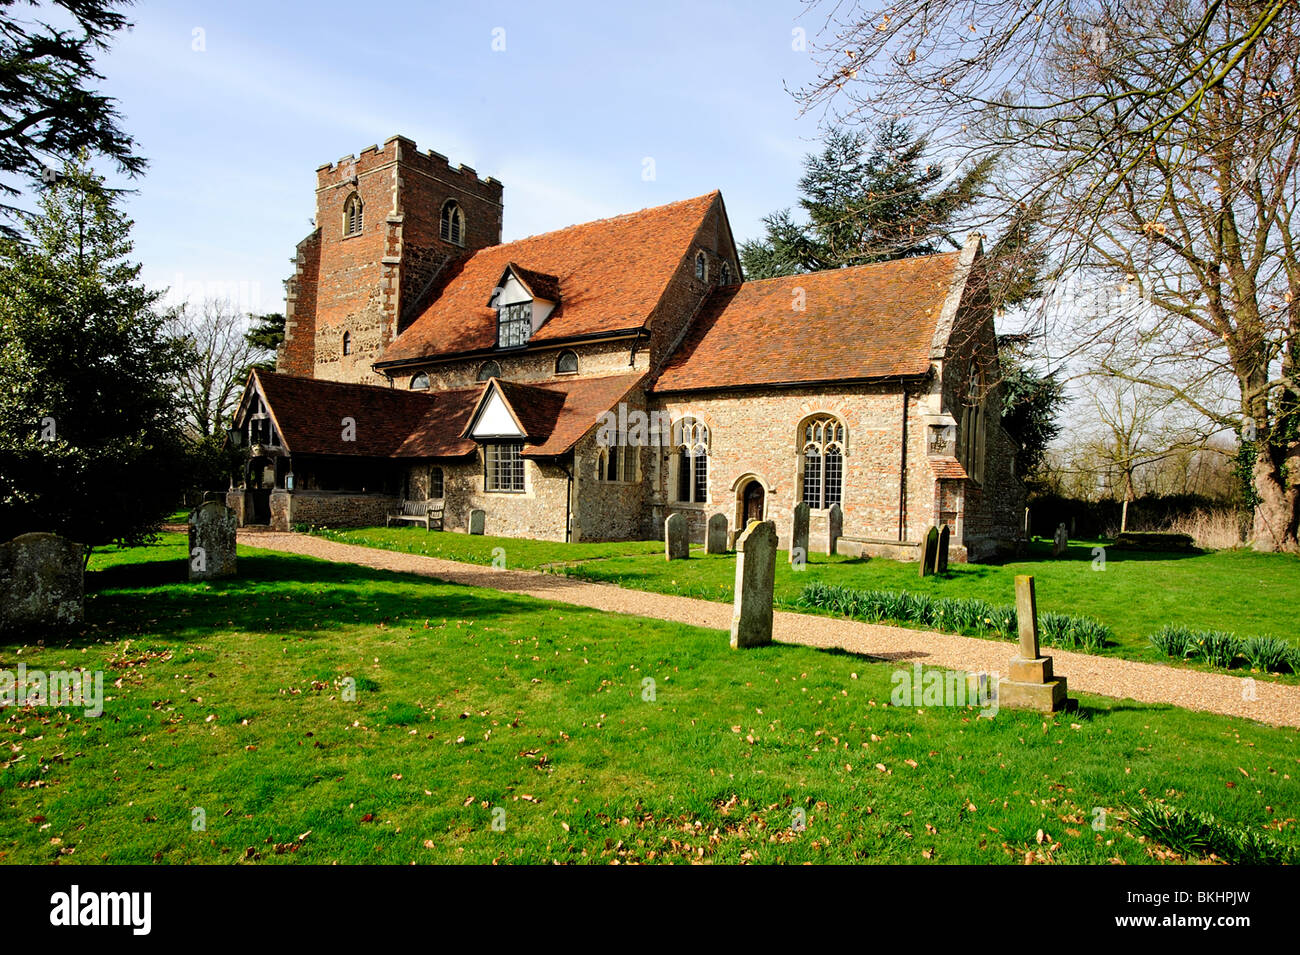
[[730, 520, 777, 649], [997, 575, 1070, 712], [188, 502, 237, 580], [935, 524, 951, 574], [468, 509, 486, 535], [706, 513, 728, 554], [918, 525, 940, 577], [826, 504, 843, 556], [789, 501, 810, 566], [0, 533, 85, 633], [1051, 523, 1069, 558], [664, 512, 689, 561]]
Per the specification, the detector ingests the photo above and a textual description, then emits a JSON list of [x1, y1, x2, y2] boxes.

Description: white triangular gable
[[470, 386, 525, 438]]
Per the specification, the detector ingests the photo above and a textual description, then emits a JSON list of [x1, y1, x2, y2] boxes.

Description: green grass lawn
[[307, 525, 663, 570], [312, 526, 1300, 675], [0, 534, 1295, 864]]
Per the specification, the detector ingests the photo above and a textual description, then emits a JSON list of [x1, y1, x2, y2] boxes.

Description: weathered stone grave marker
[[826, 503, 843, 556], [664, 512, 688, 561], [789, 501, 810, 566], [1051, 523, 1069, 558], [918, 525, 940, 577], [997, 575, 1070, 712], [0, 533, 85, 633], [188, 502, 237, 581], [468, 509, 486, 535], [730, 520, 777, 649], [935, 524, 950, 574], [706, 513, 728, 554]]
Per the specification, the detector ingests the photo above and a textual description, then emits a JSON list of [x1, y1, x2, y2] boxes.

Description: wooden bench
[[386, 499, 444, 531]]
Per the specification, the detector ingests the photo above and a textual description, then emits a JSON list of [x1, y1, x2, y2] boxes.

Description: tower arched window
[[342, 331, 352, 356], [410, 372, 430, 390], [555, 350, 579, 375], [440, 200, 465, 245], [476, 360, 501, 382], [800, 415, 845, 509], [672, 417, 709, 504], [343, 193, 363, 236]]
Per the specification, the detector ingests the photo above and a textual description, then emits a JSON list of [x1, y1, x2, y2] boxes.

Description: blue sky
[[81, 0, 833, 314]]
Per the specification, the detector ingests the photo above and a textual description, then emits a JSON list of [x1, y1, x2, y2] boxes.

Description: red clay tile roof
[[378, 193, 718, 365], [654, 252, 963, 393], [251, 371, 477, 459], [249, 370, 643, 462], [928, 456, 970, 481], [506, 264, 561, 303], [462, 373, 647, 457]]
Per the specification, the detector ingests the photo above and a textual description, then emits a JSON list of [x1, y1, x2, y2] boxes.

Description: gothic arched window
[[672, 417, 709, 504], [800, 415, 845, 509], [343, 193, 363, 236], [440, 200, 465, 245]]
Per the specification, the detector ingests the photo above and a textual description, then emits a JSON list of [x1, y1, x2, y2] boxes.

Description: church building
[[228, 135, 1024, 561]]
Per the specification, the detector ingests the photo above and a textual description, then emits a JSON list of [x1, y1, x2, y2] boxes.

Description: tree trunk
[[1251, 454, 1299, 552]]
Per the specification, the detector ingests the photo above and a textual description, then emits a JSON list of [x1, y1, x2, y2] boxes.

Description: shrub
[[1239, 635, 1294, 673], [1188, 630, 1243, 669], [1128, 801, 1296, 865], [1040, 612, 1112, 652], [1149, 625, 1198, 659]]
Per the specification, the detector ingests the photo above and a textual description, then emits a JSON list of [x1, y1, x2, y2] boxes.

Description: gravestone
[[918, 525, 940, 577], [997, 575, 1070, 712], [0, 533, 85, 633], [826, 504, 843, 556], [188, 502, 237, 580], [730, 520, 777, 649], [706, 513, 728, 554], [935, 524, 951, 574], [789, 501, 810, 566], [1051, 523, 1069, 558], [468, 509, 486, 535], [664, 513, 689, 561]]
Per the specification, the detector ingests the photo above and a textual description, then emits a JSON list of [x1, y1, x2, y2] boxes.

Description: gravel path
[[240, 530, 1300, 729]]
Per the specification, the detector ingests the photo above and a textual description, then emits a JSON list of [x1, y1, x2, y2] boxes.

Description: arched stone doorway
[[742, 480, 765, 525]]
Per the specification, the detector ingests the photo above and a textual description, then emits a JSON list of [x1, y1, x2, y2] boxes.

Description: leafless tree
[[169, 298, 256, 440], [799, 0, 1300, 550]]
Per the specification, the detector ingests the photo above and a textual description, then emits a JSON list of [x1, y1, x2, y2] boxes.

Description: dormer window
[[343, 193, 363, 236], [498, 302, 532, 348], [488, 264, 560, 351], [695, 251, 707, 281], [440, 200, 465, 245]]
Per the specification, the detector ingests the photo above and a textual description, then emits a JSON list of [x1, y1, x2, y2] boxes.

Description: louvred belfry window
[[343, 193, 363, 236], [441, 201, 465, 245]]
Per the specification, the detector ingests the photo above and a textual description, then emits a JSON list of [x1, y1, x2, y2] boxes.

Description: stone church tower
[[277, 135, 504, 385]]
